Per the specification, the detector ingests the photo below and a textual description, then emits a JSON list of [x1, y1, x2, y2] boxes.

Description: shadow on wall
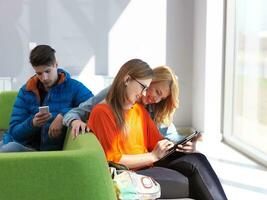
[[0, 0, 130, 90], [0, 0, 24, 77]]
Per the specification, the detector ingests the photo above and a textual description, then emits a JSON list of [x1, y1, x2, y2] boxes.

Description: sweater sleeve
[[63, 87, 109, 127], [88, 104, 122, 162], [141, 104, 164, 152]]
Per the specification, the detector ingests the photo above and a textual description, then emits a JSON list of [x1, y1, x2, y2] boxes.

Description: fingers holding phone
[[32, 106, 52, 127]]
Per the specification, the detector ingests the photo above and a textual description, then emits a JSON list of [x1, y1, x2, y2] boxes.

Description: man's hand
[[32, 111, 51, 127], [70, 119, 90, 139], [48, 114, 64, 138]]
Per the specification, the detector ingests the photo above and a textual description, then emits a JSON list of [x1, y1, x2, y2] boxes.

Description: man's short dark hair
[[30, 45, 56, 67]]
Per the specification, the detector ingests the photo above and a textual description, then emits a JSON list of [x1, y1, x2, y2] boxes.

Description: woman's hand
[[151, 139, 174, 162], [176, 140, 196, 153], [70, 119, 90, 139], [176, 134, 200, 153]]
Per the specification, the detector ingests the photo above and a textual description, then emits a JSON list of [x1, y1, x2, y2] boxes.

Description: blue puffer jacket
[[3, 68, 93, 151]]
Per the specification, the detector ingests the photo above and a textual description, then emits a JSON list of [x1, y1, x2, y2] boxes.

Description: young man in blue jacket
[[0, 45, 93, 151]]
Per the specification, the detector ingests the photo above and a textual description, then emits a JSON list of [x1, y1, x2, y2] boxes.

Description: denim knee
[[0, 141, 34, 152]]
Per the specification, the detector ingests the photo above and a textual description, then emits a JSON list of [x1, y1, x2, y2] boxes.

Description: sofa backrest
[[0, 129, 117, 200], [62, 130, 117, 199], [0, 91, 18, 130]]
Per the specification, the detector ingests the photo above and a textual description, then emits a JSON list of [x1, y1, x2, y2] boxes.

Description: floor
[[197, 138, 267, 200]]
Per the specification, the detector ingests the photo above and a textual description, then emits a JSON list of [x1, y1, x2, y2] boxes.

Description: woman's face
[[124, 76, 152, 109], [141, 81, 170, 105]]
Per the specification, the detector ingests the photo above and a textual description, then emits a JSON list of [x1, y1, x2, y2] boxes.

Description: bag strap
[[108, 161, 129, 170]]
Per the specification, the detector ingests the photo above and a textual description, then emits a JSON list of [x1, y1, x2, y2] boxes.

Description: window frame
[[223, 0, 267, 167]]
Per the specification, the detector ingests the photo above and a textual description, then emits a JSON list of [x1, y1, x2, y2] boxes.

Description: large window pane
[[224, 0, 267, 166]]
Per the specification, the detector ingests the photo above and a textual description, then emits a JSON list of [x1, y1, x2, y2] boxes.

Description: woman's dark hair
[[30, 45, 56, 67]]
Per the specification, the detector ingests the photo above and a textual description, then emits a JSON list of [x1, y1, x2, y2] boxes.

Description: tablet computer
[[154, 131, 199, 166]]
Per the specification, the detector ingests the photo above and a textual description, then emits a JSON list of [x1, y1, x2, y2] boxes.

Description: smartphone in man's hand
[[39, 106, 49, 113]]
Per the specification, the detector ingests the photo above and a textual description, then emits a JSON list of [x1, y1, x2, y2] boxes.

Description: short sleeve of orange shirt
[[88, 103, 163, 163]]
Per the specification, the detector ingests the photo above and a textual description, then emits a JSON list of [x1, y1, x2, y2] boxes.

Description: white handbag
[[110, 167, 161, 200]]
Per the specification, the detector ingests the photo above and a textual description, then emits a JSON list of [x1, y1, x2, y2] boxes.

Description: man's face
[[33, 63, 58, 90]]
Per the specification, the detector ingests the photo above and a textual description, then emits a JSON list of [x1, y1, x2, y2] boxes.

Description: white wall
[[0, 0, 167, 94], [166, 0, 224, 137], [192, 0, 207, 132], [0, 0, 225, 132], [203, 0, 224, 138], [166, 0, 194, 127]]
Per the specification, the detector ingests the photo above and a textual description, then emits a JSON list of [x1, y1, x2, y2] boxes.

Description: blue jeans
[[0, 141, 34, 152]]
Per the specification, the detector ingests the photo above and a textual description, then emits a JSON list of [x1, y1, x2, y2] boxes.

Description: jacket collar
[[25, 70, 66, 101]]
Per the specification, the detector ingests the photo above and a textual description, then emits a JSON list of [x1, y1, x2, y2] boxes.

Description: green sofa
[[0, 91, 193, 200], [0, 91, 18, 133], [0, 91, 116, 200]]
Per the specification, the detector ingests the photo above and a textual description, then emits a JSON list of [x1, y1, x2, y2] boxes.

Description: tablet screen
[[154, 131, 199, 166]]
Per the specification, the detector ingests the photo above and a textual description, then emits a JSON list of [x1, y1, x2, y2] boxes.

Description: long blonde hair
[[151, 66, 179, 125], [106, 59, 153, 131]]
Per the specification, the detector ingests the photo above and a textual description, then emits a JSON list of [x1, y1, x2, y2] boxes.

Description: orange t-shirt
[[88, 103, 163, 163]]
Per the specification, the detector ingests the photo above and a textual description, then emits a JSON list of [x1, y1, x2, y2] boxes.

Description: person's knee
[[180, 152, 209, 170], [194, 152, 208, 161], [188, 153, 212, 173], [0, 141, 25, 152], [0, 142, 14, 152]]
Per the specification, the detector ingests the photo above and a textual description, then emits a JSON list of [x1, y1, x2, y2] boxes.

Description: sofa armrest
[[0, 133, 116, 200]]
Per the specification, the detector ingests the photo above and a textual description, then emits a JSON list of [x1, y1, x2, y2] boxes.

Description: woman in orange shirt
[[88, 59, 227, 200]]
